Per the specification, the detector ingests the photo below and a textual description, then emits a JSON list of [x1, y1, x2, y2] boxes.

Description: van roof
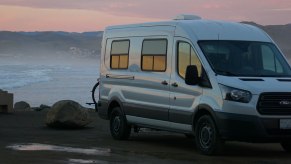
[[106, 20, 271, 42]]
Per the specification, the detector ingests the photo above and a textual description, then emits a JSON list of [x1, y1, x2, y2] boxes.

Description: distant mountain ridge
[[0, 31, 103, 58], [0, 23, 290, 59]]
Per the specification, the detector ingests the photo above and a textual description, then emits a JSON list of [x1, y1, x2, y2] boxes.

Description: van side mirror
[[185, 65, 199, 85]]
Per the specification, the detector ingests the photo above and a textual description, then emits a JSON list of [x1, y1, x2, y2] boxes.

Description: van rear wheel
[[185, 134, 194, 138], [281, 141, 291, 152], [195, 115, 223, 155], [110, 107, 131, 140]]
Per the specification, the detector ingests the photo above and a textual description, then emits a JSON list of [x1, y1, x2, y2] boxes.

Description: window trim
[[141, 38, 168, 72], [110, 39, 130, 70]]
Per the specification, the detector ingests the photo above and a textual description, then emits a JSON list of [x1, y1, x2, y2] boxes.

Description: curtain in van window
[[110, 40, 130, 69], [141, 39, 167, 72]]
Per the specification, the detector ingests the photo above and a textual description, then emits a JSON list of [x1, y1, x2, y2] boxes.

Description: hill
[[0, 31, 103, 59]]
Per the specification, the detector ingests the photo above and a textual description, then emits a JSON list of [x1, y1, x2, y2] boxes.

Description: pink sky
[[0, 0, 291, 32]]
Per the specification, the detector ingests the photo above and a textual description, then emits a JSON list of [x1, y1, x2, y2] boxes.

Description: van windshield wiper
[[215, 69, 237, 76], [255, 74, 291, 77]]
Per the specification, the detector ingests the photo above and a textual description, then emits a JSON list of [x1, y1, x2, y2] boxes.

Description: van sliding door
[[123, 37, 172, 123]]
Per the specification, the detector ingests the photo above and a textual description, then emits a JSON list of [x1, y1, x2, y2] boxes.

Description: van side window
[[141, 39, 167, 72], [110, 40, 130, 69], [178, 42, 202, 78]]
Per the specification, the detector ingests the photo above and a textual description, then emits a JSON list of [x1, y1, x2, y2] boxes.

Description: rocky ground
[[0, 111, 291, 164]]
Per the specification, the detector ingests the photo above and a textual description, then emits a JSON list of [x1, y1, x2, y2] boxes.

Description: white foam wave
[[0, 65, 54, 89]]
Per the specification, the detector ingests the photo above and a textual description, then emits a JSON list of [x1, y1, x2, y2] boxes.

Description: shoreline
[[3, 60, 99, 107]]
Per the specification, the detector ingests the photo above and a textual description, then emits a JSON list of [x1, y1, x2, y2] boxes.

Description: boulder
[[34, 104, 51, 111], [46, 100, 92, 128], [40, 104, 51, 110], [14, 101, 30, 111]]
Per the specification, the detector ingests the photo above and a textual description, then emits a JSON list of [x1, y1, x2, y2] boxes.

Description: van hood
[[216, 76, 291, 95]]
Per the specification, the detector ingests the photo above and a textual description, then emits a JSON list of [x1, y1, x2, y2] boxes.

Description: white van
[[97, 15, 291, 155]]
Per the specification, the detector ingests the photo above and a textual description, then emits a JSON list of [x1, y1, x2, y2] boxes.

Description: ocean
[[0, 57, 100, 108]]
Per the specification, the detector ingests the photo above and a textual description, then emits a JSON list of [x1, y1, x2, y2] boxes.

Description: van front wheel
[[195, 115, 223, 155], [110, 107, 131, 140]]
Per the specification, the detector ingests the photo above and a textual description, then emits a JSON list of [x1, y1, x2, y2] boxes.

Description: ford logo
[[279, 100, 291, 105]]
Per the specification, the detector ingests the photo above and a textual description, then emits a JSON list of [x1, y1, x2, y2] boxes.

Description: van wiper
[[256, 74, 291, 77], [215, 69, 237, 76]]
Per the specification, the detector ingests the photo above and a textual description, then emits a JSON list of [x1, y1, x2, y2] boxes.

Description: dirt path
[[0, 111, 290, 164]]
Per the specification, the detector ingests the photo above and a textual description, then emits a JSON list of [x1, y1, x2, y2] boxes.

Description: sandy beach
[[0, 110, 291, 164]]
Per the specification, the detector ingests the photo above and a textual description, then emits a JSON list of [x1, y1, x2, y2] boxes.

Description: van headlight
[[219, 84, 252, 103]]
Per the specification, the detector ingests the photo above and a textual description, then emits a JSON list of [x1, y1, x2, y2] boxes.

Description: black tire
[[110, 107, 131, 140], [195, 115, 223, 155], [185, 134, 194, 138], [281, 141, 291, 152]]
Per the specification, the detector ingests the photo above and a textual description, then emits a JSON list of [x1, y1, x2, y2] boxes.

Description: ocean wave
[[0, 65, 55, 89]]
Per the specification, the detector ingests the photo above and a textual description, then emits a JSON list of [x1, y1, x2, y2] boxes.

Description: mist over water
[[0, 53, 100, 107]]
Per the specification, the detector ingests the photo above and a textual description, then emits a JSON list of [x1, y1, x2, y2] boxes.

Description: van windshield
[[198, 41, 291, 77]]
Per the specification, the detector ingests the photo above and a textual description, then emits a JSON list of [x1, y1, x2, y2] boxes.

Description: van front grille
[[257, 93, 291, 115]]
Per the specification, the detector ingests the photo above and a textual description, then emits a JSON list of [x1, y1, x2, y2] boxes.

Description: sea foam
[[0, 65, 54, 89]]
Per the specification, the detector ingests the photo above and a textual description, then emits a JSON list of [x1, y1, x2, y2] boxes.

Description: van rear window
[[141, 39, 167, 72], [110, 40, 130, 69]]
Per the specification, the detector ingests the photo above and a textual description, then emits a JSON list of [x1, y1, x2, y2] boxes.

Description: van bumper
[[97, 100, 109, 120], [215, 112, 291, 142]]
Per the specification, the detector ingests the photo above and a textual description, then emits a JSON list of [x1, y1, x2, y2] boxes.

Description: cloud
[[0, 5, 161, 32], [0, 0, 290, 31], [271, 8, 291, 11], [0, 0, 225, 19]]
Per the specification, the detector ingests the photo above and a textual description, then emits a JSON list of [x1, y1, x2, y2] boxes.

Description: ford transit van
[[97, 15, 291, 155]]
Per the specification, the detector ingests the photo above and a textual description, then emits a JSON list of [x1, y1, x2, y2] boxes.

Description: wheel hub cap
[[200, 124, 213, 149], [113, 116, 121, 132]]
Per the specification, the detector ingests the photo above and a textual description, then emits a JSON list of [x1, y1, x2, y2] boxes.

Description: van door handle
[[161, 80, 168, 85], [171, 82, 178, 87]]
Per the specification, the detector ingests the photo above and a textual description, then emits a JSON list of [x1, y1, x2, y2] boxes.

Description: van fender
[[193, 104, 217, 121], [107, 96, 125, 118], [192, 104, 220, 133]]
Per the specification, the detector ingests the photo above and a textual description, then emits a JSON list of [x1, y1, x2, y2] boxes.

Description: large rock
[[34, 104, 51, 112], [14, 101, 30, 111], [46, 100, 92, 128]]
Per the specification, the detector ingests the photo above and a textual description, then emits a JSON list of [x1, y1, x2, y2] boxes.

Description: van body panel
[[127, 115, 192, 133], [174, 20, 271, 42], [124, 103, 168, 121], [217, 76, 291, 94], [105, 25, 176, 39], [215, 112, 291, 141]]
